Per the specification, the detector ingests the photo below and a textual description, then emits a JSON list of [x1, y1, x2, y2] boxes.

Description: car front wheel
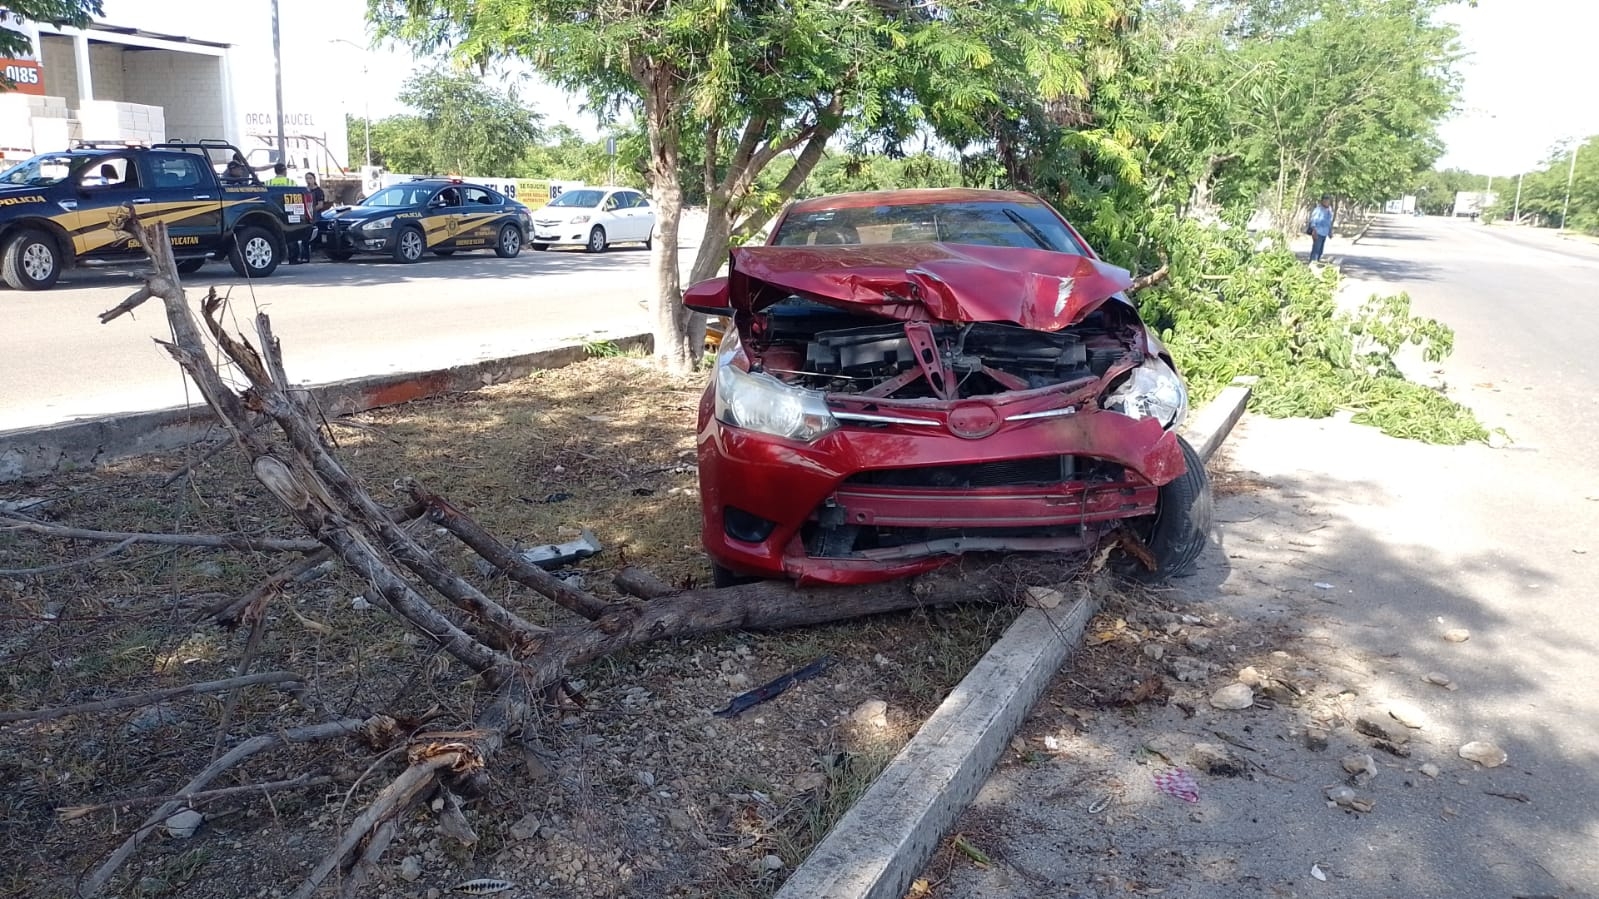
[[1123, 434, 1212, 582], [496, 224, 522, 258], [1, 229, 63, 290], [586, 226, 607, 254], [392, 227, 425, 263], [227, 226, 282, 279]]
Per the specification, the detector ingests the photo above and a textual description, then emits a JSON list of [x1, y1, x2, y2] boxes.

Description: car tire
[[433, 249, 455, 257], [1123, 434, 1213, 582], [227, 226, 282, 279], [586, 226, 607, 254], [392, 227, 425, 263], [2, 229, 63, 290], [175, 258, 206, 274], [326, 248, 353, 261], [532, 243, 549, 252], [495, 224, 522, 258], [643, 231, 653, 250]]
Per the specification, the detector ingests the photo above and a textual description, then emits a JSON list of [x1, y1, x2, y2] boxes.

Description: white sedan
[[531, 187, 656, 252]]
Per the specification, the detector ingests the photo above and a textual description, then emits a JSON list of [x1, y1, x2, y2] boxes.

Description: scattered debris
[[1024, 585, 1067, 609], [1236, 665, 1269, 687], [1153, 768, 1200, 803], [1325, 785, 1374, 812], [762, 854, 786, 871], [1311, 863, 1328, 882], [1459, 741, 1508, 768], [1185, 634, 1214, 653], [1442, 628, 1471, 643], [1116, 674, 1167, 706], [1209, 683, 1255, 710], [507, 812, 541, 842], [1355, 712, 1411, 745], [448, 878, 517, 895], [713, 656, 833, 718], [1303, 727, 1330, 752], [1386, 700, 1428, 729], [1341, 753, 1377, 780], [1371, 739, 1412, 758], [1483, 790, 1531, 803], [1169, 655, 1218, 683], [1189, 742, 1247, 777], [399, 856, 423, 882], [1422, 672, 1456, 690], [849, 698, 890, 729], [1087, 794, 1113, 814], [472, 530, 603, 576], [1312, 582, 1335, 590], [164, 809, 202, 839], [952, 835, 992, 868], [1420, 763, 1440, 778]]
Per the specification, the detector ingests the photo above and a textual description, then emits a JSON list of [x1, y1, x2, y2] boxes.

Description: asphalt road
[[946, 215, 1599, 897], [0, 244, 666, 432]]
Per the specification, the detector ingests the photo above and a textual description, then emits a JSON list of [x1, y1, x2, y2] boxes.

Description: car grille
[[844, 456, 1122, 489]]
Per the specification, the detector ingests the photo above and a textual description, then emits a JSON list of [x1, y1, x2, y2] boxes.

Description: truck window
[[149, 154, 206, 190], [79, 157, 139, 190]]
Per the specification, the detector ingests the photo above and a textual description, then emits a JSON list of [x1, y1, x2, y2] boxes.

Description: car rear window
[[772, 201, 1087, 254]]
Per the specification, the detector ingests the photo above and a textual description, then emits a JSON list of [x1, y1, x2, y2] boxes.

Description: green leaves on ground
[[1137, 214, 1485, 444]]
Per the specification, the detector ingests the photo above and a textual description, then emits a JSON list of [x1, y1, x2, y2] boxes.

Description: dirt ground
[[0, 356, 1014, 899]]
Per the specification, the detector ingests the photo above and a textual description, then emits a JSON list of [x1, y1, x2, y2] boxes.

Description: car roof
[[785, 188, 1048, 215]]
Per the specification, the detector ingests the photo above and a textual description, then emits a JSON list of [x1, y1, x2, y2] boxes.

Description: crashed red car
[[685, 188, 1210, 586]]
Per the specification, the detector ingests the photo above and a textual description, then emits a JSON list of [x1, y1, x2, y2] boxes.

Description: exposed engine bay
[[745, 296, 1144, 400]]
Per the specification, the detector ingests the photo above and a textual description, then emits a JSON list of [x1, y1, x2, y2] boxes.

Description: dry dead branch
[[0, 516, 322, 554], [57, 773, 335, 822], [0, 671, 303, 724]]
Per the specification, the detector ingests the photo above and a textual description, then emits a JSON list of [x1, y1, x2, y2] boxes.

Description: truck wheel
[[495, 224, 522, 258], [392, 227, 425, 263], [228, 227, 282, 278], [176, 258, 206, 274], [2, 229, 63, 290], [531, 243, 549, 252], [586, 226, 607, 254]]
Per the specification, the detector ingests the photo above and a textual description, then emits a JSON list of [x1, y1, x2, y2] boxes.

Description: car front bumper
[[696, 403, 1186, 585], [530, 220, 591, 245], [324, 222, 396, 255]]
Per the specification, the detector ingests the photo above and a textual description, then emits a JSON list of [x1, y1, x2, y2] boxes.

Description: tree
[[347, 70, 542, 176], [370, 0, 1130, 371], [0, 1, 99, 62]]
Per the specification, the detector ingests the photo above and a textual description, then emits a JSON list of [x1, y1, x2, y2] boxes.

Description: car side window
[[79, 156, 138, 190], [150, 154, 204, 190], [602, 194, 620, 212], [433, 188, 462, 208], [462, 187, 495, 206]]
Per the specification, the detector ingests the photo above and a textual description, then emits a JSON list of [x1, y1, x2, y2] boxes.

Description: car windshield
[[0, 154, 80, 187], [361, 186, 437, 208], [547, 189, 606, 209], [772, 200, 1087, 254]]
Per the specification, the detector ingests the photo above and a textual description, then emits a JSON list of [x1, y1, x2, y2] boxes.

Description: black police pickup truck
[[0, 140, 313, 290], [322, 178, 532, 263]]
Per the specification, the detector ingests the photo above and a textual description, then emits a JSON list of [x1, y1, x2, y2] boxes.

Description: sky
[[308, 0, 1596, 177]]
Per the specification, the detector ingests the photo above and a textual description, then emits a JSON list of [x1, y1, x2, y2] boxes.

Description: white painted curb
[[775, 380, 1254, 899]]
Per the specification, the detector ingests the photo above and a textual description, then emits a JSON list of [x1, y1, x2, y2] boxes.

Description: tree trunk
[[636, 58, 696, 372], [689, 188, 735, 286]]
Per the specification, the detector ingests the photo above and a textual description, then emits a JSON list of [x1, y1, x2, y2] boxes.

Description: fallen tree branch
[[79, 717, 367, 898], [0, 671, 304, 725], [1130, 261, 1170, 292], [613, 566, 676, 600], [0, 537, 139, 576], [0, 516, 320, 554], [58, 773, 334, 821]]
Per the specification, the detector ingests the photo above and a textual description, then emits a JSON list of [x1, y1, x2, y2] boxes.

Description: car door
[[614, 191, 650, 241], [422, 186, 463, 250], [632, 193, 657, 242], [453, 186, 502, 249], [141, 152, 223, 255], [65, 154, 155, 260]]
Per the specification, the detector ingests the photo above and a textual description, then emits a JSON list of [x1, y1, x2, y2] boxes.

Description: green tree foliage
[[0, 1, 100, 61], [348, 70, 541, 176], [1493, 136, 1597, 232], [1409, 167, 1495, 216], [369, 0, 1130, 370]]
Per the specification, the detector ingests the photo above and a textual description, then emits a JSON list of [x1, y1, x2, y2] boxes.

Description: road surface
[[943, 215, 1599, 898], [0, 242, 689, 432]]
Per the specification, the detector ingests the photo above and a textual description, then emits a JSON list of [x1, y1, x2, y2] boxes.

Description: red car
[[684, 188, 1210, 587]]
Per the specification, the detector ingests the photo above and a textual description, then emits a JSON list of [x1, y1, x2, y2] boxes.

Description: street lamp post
[[329, 39, 371, 168], [1513, 171, 1524, 224], [1560, 141, 1581, 232]]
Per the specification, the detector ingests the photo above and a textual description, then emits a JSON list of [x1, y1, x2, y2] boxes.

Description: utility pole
[[271, 0, 286, 163], [1513, 171, 1524, 224], [1560, 141, 1580, 232]]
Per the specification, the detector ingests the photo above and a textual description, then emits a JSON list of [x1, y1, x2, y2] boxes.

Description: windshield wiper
[[1002, 208, 1058, 251]]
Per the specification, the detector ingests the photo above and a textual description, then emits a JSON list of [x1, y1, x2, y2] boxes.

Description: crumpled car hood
[[727, 243, 1135, 332]]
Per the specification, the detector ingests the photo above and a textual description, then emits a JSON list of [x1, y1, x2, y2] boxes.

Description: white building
[[1, 1, 350, 175]]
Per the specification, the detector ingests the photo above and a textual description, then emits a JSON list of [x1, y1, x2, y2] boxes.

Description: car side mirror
[[683, 277, 733, 315]]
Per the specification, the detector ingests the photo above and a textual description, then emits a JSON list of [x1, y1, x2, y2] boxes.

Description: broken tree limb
[[410, 482, 611, 621], [0, 516, 321, 554], [79, 717, 367, 898], [57, 773, 335, 821], [0, 536, 140, 576], [613, 566, 676, 600], [0, 671, 304, 724]]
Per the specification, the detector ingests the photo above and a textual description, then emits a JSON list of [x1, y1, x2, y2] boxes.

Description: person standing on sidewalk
[[1308, 195, 1334, 263], [295, 172, 328, 263]]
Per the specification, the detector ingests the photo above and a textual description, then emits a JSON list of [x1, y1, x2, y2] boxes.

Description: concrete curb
[[775, 381, 1254, 899], [0, 333, 653, 483]]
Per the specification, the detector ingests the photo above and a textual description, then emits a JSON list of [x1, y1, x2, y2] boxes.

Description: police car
[[322, 178, 533, 263]]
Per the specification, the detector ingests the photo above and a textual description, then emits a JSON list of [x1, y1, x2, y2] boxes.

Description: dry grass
[[0, 355, 1018, 899]]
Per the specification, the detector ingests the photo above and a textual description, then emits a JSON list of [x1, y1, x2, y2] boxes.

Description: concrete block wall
[[88, 42, 126, 100], [122, 50, 224, 140], [38, 35, 78, 105]]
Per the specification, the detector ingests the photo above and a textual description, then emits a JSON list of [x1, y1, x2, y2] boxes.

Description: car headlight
[[361, 217, 394, 231], [714, 362, 838, 442], [1102, 357, 1188, 429], [568, 214, 591, 224]]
